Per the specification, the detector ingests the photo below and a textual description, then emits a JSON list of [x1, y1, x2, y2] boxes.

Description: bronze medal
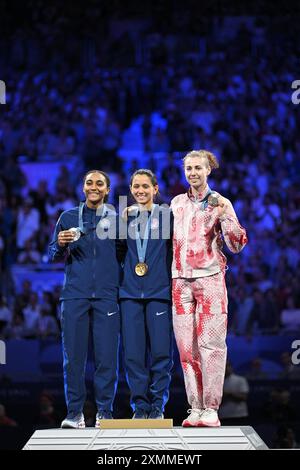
[[208, 194, 219, 207], [135, 262, 148, 276]]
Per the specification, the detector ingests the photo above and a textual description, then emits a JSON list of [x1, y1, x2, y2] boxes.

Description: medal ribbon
[[78, 202, 108, 234], [189, 185, 217, 210], [135, 204, 157, 264]]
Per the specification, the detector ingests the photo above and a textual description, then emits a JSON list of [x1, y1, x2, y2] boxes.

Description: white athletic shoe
[[61, 412, 85, 429], [182, 408, 204, 427], [197, 408, 220, 427]]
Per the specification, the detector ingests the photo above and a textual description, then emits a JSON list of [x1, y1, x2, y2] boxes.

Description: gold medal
[[135, 262, 148, 276]]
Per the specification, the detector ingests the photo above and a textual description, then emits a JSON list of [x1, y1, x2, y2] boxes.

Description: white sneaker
[[61, 412, 85, 429], [197, 408, 220, 427], [182, 408, 204, 427]]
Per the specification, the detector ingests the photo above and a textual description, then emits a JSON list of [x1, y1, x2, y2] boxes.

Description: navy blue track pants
[[120, 299, 173, 413], [60, 298, 120, 415]]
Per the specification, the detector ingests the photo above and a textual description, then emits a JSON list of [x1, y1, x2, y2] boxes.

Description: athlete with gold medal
[[119, 169, 173, 420]]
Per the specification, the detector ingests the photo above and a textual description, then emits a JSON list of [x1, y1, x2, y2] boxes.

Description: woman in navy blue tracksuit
[[120, 169, 173, 419], [49, 170, 120, 429]]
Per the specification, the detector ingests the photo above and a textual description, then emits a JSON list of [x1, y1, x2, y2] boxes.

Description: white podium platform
[[23, 426, 267, 450]]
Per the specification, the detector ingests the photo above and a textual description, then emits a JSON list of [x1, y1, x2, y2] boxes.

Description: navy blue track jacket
[[48, 203, 120, 300], [119, 205, 173, 301]]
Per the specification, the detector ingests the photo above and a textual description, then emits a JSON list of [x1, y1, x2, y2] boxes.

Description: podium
[[23, 420, 268, 450]]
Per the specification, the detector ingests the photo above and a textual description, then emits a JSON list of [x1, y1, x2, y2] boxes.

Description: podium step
[[23, 426, 268, 450], [99, 418, 173, 429]]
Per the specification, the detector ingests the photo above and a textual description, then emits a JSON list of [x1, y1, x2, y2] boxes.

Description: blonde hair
[[183, 150, 219, 170]]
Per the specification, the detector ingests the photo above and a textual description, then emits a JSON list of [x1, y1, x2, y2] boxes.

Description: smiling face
[[130, 174, 158, 209], [83, 172, 110, 208], [184, 156, 211, 192]]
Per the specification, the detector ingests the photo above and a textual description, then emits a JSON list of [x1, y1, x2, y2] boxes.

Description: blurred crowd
[[0, 2, 300, 343]]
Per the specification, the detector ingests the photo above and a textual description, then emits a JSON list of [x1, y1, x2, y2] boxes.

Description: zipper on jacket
[[92, 210, 96, 298], [140, 261, 145, 299]]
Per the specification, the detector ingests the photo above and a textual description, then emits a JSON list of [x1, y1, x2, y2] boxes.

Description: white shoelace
[[187, 408, 203, 415]]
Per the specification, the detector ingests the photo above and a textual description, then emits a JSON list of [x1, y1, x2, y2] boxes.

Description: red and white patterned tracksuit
[[171, 187, 248, 409]]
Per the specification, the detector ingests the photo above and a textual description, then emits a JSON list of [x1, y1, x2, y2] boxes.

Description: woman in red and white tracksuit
[[171, 150, 248, 427]]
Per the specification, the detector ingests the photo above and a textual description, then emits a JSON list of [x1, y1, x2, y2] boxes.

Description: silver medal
[[69, 227, 81, 242]]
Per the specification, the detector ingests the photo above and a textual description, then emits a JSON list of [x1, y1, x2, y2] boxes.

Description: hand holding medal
[[215, 196, 228, 218], [208, 194, 219, 207], [58, 228, 81, 247], [207, 193, 228, 218]]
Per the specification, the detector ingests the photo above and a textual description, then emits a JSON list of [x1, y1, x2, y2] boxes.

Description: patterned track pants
[[172, 272, 228, 410]]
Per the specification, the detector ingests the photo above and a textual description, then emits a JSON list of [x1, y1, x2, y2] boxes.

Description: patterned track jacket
[[171, 186, 248, 279]]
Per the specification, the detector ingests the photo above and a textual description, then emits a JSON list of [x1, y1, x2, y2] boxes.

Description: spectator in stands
[[246, 289, 280, 335], [101, 116, 122, 168], [22, 292, 40, 338], [1, 157, 27, 198], [161, 155, 186, 198], [280, 295, 300, 333], [112, 172, 130, 207], [35, 391, 59, 429], [278, 352, 300, 380], [37, 126, 58, 158], [264, 388, 296, 424], [0, 296, 12, 338], [54, 128, 75, 158], [41, 291, 56, 317], [0, 404, 17, 427], [0, 235, 4, 271], [17, 238, 42, 264], [29, 179, 50, 224], [37, 307, 59, 339], [16, 197, 40, 251], [231, 287, 254, 336], [8, 310, 26, 339], [272, 425, 300, 449], [246, 357, 269, 380], [15, 280, 33, 310]]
